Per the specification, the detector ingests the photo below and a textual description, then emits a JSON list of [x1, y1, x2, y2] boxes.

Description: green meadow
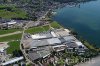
[[0, 33, 22, 42], [0, 5, 28, 19], [7, 41, 20, 54]]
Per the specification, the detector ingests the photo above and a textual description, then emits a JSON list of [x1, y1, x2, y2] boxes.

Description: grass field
[[0, 29, 21, 35], [42, 25, 50, 31], [0, 33, 22, 42], [0, 5, 28, 19], [50, 21, 62, 28], [25, 22, 62, 34], [7, 41, 20, 54], [25, 26, 45, 34]]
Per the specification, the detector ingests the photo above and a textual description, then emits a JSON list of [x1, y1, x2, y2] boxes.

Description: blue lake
[[52, 0, 100, 47]]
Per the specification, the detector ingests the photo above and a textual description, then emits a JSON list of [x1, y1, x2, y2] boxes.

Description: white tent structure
[[1, 57, 24, 66]]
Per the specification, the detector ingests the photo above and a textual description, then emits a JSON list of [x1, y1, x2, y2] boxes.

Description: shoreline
[[51, 12, 100, 65]]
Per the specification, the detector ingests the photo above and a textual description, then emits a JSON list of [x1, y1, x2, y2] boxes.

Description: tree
[[13, 50, 23, 57]]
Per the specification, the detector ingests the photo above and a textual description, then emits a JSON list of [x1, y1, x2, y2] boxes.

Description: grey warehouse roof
[[30, 40, 48, 47], [30, 38, 62, 48], [28, 47, 50, 61], [47, 38, 61, 44], [63, 36, 76, 42]]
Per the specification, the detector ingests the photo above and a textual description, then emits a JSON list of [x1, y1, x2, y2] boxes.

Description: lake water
[[52, 0, 100, 47]]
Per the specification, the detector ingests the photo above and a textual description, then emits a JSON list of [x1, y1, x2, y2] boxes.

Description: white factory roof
[[75, 41, 84, 46], [31, 32, 53, 39], [51, 31, 57, 37], [64, 29, 70, 33], [53, 29, 70, 37], [0, 49, 5, 53], [52, 45, 66, 48], [7, 20, 16, 25], [2, 57, 24, 65], [31, 34, 47, 39]]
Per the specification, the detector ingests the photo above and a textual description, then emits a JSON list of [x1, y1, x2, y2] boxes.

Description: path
[[20, 11, 49, 65], [0, 31, 22, 37]]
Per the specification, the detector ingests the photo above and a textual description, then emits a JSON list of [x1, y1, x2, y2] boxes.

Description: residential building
[[0, 42, 9, 64]]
